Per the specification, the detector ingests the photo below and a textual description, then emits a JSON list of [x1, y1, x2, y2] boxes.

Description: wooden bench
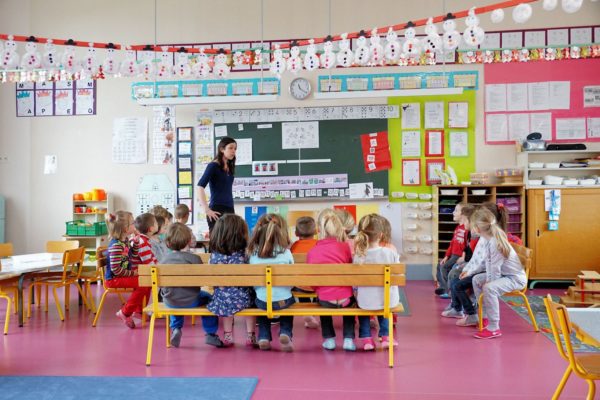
[[139, 263, 406, 367]]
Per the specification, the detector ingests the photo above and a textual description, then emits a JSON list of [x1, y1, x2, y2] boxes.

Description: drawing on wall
[[153, 106, 175, 165], [281, 121, 319, 149], [136, 174, 175, 216]]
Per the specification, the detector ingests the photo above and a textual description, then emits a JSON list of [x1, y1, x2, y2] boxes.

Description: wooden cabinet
[[527, 188, 600, 281], [432, 184, 525, 277]]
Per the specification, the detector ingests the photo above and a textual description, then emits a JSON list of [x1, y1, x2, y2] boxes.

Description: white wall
[[1, 0, 599, 253]]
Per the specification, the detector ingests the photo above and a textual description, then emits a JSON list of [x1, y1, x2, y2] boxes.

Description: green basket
[[66, 221, 107, 236], [65, 220, 84, 236]]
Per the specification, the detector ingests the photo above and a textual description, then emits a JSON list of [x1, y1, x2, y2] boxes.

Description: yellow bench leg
[[388, 313, 394, 368], [146, 313, 156, 366], [166, 315, 171, 347]]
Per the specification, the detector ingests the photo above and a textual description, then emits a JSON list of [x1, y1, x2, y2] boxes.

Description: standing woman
[[197, 136, 237, 232]]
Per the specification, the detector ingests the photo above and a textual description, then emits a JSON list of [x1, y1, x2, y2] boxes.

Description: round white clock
[[289, 77, 312, 100]]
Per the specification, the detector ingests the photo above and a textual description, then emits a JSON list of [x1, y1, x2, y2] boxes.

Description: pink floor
[[0, 281, 591, 399]]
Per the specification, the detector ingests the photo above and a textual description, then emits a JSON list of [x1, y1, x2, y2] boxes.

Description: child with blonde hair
[[248, 213, 295, 352], [354, 214, 400, 350], [466, 208, 526, 339], [308, 209, 356, 351], [334, 209, 356, 254], [207, 214, 257, 347]]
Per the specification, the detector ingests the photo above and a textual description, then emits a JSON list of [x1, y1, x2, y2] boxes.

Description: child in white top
[[353, 214, 400, 351], [468, 208, 526, 339]]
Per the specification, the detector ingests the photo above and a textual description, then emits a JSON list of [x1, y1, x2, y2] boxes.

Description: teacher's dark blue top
[[197, 161, 234, 209]]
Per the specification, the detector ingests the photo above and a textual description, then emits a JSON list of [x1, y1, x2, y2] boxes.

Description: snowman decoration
[[384, 27, 400, 64], [303, 39, 320, 71], [336, 33, 354, 67], [21, 37, 41, 70], [287, 41, 303, 74], [483, 50, 495, 63], [463, 7, 485, 46], [192, 47, 211, 78], [570, 46, 581, 59], [81, 43, 100, 76], [518, 48, 530, 62], [173, 49, 191, 78], [442, 13, 461, 51], [269, 44, 286, 78], [156, 46, 173, 78], [102, 43, 119, 76], [501, 49, 513, 63], [1, 35, 20, 70], [545, 48, 556, 61], [232, 50, 245, 69], [213, 49, 230, 79], [368, 28, 384, 65], [139, 47, 155, 80], [61, 44, 78, 75], [354, 30, 370, 66], [119, 46, 139, 77], [321, 36, 336, 69], [402, 22, 421, 58]]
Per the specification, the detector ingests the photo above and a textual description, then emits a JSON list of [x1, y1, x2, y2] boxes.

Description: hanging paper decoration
[[269, 44, 286, 78], [213, 48, 230, 79], [463, 8, 485, 46], [354, 30, 371, 66], [570, 46, 581, 59], [41, 39, 59, 73], [321, 35, 337, 69], [512, 3, 533, 23], [287, 40, 303, 74], [102, 43, 119, 76], [518, 48, 530, 62], [490, 8, 505, 23], [384, 27, 400, 63], [369, 28, 384, 65], [61, 41, 78, 74], [336, 33, 354, 67], [192, 47, 211, 78], [543, 0, 558, 10], [20, 37, 41, 70], [442, 13, 461, 51], [232, 51, 245, 68], [139, 47, 155, 80], [156, 46, 173, 79], [173, 48, 191, 78], [423, 17, 442, 56], [81, 42, 99, 76], [1, 35, 20, 70], [303, 39, 320, 71], [120, 46, 139, 77], [562, 0, 583, 13], [402, 22, 421, 58]]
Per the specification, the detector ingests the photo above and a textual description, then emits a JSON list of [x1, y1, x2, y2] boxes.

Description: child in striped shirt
[[131, 213, 158, 266]]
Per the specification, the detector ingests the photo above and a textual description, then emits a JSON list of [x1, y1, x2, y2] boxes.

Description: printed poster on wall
[[153, 106, 176, 165]]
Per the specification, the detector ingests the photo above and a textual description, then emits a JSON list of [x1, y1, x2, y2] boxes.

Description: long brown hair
[[354, 214, 385, 257], [214, 136, 236, 175], [210, 214, 248, 255], [317, 209, 346, 242], [470, 208, 512, 258], [247, 213, 290, 258]]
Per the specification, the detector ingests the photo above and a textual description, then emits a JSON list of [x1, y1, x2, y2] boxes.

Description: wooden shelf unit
[[66, 195, 113, 263], [517, 150, 600, 189]]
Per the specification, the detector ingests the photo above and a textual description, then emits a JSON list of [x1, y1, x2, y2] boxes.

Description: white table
[[567, 307, 600, 348], [0, 253, 63, 326]]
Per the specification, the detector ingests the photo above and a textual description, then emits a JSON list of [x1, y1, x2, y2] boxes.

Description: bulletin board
[[388, 90, 476, 200], [484, 58, 600, 144]]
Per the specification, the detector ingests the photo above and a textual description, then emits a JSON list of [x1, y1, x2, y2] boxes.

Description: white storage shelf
[[517, 150, 600, 189]]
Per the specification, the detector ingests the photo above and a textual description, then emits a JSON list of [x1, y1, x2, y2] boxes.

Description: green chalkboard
[[217, 118, 389, 199]]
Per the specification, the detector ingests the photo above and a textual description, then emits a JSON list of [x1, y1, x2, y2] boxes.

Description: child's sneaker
[[279, 334, 294, 352], [170, 328, 182, 348], [205, 333, 224, 348], [322, 338, 336, 351], [116, 310, 135, 329], [132, 312, 143, 327], [473, 328, 502, 339], [441, 308, 464, 318], [258, 339, 271, 351], [434, 287, 445, 295], [439, 293, 450, 299], [381, 336, 398, 349], [456, 314, 479, 327], [343, 338, 356, 352], [246, 332, 258, 348], [304, 316, 319, 329], [222, 331, 234, 347], [362, 337, 375, 351]]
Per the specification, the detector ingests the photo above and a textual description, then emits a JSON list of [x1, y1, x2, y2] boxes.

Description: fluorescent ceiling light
[[137, 94, 278, 106], [313, 87, 463, 99]]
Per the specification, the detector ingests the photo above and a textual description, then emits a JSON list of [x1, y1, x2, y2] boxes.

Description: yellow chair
[[544, 295, 600, 400], [477, 243, 539, 332], [0, 242, 14, 258], [46, 240, 79, 253], [27, 247, 90, 321], [0, 242, 18, 330]]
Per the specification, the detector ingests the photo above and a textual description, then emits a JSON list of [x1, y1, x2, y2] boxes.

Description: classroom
[[1, 0, 599, 399]]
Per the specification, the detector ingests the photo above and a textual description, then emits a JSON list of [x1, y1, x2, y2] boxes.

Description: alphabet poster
[[16, 80, 96, 117]]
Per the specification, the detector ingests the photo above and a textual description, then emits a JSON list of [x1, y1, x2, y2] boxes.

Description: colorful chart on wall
[[388, 90, 476, 200], [16, 80, 96, 117]]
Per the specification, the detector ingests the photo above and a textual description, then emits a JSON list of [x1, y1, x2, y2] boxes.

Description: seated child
[[435, 203, 469, 297], [130, 213, 159, 266], [334, 209, 356, 254], [207, 214, 257, 347], [160, 223, 223, 348], [174, 203, 197, 250], [150, 215, 168, 262]]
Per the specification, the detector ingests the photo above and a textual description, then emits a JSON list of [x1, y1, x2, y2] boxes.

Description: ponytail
[[354, 214, 385, 257], [471, 208, 512, 258], [317, 209, 346, 242], [481, 201, 508, 231], [490, 223, 512, 258], [354, 231, 370, 257], [107, 210, 132, 240]]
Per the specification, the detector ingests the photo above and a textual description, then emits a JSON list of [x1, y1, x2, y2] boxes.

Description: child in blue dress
[[207, 214, 257, 347]]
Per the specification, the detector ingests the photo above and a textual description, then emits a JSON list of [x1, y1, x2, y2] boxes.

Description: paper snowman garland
[[512, 4, 532, 23], [402, 22, 421, 57], [490, 8, 504, 23], [1, 35, 20, 70], [287, 41, 303, 74], [213, 49, 230, 79], [81, 43, 100, 76], [173, 50, 191, 78], [384, 27, 401, 63], [463, 8, 485, 46], [139, 48, 155, 80], [369, 28, 384, 65], [269, 44, 286, 78], [483, 50, 495, 63], [543, 0, 558, 10], [303, 39, 320, 71], [155, 46, 173, 78], [102, 44, 119, 75], [422, 18, 442, 55], [354, 30, 371, 66], [442, 14, 461, 51], [322, 36, 337, 69], [570, 46, 581, 59], [232, 51, 245, 69], [336, 33, 354, 67], [61, 45, 78, 74], [20, 38, 41, 70], [192, 47, 211, 78], [562, 0, 583, 13], [518, 48, 530, 62], [120, 46, 139, 77]]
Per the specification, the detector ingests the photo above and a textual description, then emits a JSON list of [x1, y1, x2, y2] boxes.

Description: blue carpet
[[0, 376, 258, 400]]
